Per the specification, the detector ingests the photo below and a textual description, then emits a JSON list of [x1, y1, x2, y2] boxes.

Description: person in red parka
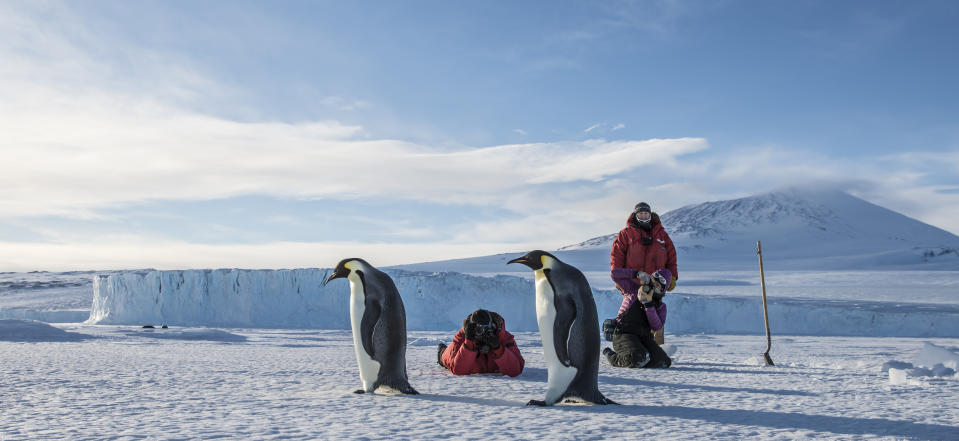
[[437, 309, 524, 377], [610, 201, 678, 291], [610, 201, 678, 345]]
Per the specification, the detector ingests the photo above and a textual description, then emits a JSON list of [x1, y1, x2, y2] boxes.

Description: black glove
[[464, 321, 477, 341]]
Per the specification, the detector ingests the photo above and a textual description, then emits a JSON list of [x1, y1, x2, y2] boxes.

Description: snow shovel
[[757, 241, 775, 366]]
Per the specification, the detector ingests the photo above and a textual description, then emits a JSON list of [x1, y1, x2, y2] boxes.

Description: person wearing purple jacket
[[602, 268, 672, 369]]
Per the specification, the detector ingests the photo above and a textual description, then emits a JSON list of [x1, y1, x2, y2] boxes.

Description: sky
[[1, 0, 958, 271]]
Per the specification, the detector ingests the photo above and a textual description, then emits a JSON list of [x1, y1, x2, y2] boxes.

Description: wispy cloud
[[513, 129, 528, 136], [612, 123, 625, 131], [0, 93, 709, 215], [0, 239, 527, 271], [584, 123, 602, 133], [320, 96, 371, 111], [598, 0, 708, 37]]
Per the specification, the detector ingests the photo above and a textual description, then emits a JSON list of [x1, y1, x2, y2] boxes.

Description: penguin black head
[[324, 258, 368, 285], [507, 250, 557, 270]]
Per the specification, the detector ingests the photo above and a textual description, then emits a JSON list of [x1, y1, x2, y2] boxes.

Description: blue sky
[[1, 0, 958, 270]]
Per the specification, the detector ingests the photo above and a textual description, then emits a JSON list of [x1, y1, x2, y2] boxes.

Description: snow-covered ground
[[2, 320, 958, 440], [2, 265, 959, 439]]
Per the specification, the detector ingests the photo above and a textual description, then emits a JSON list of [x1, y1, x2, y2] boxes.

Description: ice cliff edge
[[87, 268, 565, 330], [88, 268, 959, 336]]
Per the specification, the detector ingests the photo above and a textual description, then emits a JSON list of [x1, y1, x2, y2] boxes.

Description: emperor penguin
[[508, 250, 615, 406], [324, 258, 419, 395]]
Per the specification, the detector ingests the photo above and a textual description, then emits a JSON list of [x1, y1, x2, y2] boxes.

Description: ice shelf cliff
[[87, 268, 959, 337]]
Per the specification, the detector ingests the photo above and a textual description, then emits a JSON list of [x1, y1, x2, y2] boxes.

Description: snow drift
[[88, 269, 959, 337], [0, 319, 90, 342]]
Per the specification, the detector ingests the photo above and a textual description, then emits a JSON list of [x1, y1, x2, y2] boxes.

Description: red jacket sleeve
[[488, 329, 524, 377], [610, 230, 628, 270], [664, 232, 678, 281], [442, 330, 481, 375]]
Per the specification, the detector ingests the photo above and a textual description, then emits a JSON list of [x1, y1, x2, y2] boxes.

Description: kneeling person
[[438, 309, 524, 377], [604, 269, 672, 369]]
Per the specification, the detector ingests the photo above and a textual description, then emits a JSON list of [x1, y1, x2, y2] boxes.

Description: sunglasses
[[652, 272, 668, 287]]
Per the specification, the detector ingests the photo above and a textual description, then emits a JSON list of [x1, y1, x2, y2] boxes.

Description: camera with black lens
[[602, 319, 617, 341], [475, 323, 497, 340]]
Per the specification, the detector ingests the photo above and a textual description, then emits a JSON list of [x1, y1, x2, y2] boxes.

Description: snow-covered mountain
[[402, 187, 959, 273]]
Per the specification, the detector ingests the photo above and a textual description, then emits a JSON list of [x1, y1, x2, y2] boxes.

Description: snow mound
[[916, 342, 959, 371], [407, 337, 446, 347], [130, 328, 247, 342], [883, 343, 959, 385], [0, 319, 89, 342]]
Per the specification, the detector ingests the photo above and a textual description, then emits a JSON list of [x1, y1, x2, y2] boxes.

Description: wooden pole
[[757, 241, 775, 366]]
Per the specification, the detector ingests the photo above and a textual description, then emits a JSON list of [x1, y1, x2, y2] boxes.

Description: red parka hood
[[625, 211, 662, 230]]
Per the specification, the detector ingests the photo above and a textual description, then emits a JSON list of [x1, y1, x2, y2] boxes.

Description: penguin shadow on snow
[[504, 366, 549, 383], [399, 391, 523, 408]]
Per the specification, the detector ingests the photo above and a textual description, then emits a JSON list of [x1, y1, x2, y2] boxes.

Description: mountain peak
[[559, 187, 959, 269]]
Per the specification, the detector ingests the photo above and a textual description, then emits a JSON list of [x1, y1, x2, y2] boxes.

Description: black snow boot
[[437, 343, 448, 367], [602, 347, 615, 364]]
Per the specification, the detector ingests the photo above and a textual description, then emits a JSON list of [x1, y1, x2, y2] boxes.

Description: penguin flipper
[[552, 296, 576, 366], [360, 299, 381, 358]]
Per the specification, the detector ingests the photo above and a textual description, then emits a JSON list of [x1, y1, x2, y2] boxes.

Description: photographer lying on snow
[[603, 268, 672, 369], [438, 309, 524, 377]]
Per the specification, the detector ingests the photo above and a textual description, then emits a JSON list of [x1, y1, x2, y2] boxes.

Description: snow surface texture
[[86, 268, 959, 337], [2, 321, 958, 440]]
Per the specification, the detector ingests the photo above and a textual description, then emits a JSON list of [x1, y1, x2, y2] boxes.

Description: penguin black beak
[[324, 267, 349, 286], [508, 255, 537, 269], [508, 250, 550, 270], [507, 256, 528, 266]]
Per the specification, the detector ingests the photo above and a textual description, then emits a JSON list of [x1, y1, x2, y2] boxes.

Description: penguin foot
[[353, 389, 366, 394], [401, 386, 420, 395], [526, 399, 548, 406]]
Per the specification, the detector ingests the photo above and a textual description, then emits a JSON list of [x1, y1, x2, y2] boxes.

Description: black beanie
[[634, 202, 651, 213]]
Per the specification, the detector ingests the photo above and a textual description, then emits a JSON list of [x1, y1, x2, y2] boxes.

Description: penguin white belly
[[534, 272, 578, 404], [348, 280, 381, 392]]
